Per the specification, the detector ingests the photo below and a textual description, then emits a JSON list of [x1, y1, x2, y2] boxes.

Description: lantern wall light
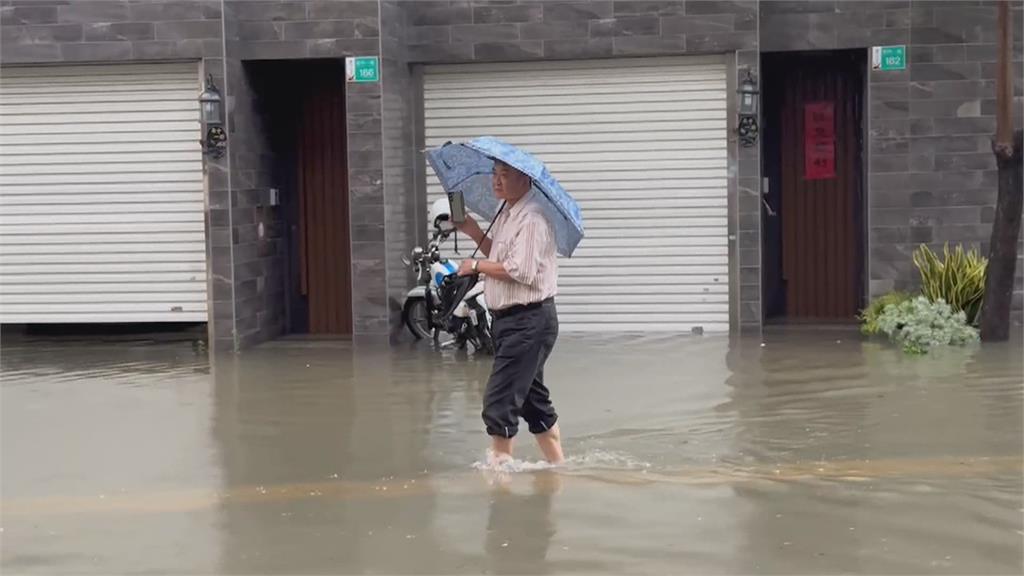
[[736, 69, 759, 148], [199, 74, 226, 158]]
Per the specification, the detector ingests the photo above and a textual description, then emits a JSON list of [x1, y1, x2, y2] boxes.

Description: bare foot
[[535, 424, 564, 464], [479, 448, 514, 486], [490, 436, 514, 461], [486, 448, 514, 468]]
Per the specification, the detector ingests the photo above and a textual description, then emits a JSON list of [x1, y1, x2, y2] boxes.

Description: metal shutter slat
[[0, 63, 207, 324], [423, 57, 729, 333]]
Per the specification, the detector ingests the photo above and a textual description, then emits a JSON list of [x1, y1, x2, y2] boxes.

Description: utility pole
[[980, 0, 1023, 341]]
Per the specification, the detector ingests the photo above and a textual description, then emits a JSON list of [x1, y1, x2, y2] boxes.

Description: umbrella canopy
[[425, 136, 584, 257]]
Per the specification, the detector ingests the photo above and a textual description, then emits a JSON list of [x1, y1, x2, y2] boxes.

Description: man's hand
[[458, 258, 512, 282], [453, 214, 493, 257], [457, 259, 477, 277], [454, 215, 483, 243]]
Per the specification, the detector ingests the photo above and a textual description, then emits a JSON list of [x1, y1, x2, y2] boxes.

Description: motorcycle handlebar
[[406, 227, 455, 268]]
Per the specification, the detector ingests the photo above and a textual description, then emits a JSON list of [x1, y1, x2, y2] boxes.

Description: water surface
[[2, 330, 1021, 574]]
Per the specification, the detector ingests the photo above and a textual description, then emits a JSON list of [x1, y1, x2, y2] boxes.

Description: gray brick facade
[[381, 0, 421, 340], [1, 0, 396, 351], [403, 0, 758, 61], [400, 0, 761, 329], [1, 0, 1020, 348], [758, 0, 1023, 306]]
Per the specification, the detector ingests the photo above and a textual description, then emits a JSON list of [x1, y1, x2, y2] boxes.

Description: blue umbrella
[[425, 136, 585, 257]]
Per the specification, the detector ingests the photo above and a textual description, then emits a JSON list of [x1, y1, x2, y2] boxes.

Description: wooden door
[[777, 53, 865, 321], [297, 76, 352, 334]]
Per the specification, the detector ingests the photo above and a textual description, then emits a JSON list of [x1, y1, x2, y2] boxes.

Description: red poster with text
[[804, 101, 835, 180]]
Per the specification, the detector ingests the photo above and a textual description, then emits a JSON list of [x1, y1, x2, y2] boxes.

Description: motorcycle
[[401, 199, 494, 355]]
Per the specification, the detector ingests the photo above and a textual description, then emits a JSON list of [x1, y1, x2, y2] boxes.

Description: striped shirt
[[484, 189, 558, 311]]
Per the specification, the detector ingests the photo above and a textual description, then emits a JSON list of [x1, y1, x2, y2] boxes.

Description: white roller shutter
[[0, 62, 207, 323], [423, 56, 729, 333]]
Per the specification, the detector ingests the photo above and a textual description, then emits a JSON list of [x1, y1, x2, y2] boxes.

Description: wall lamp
[[737, 69, 759, 148], [199, 74, 226, 158]]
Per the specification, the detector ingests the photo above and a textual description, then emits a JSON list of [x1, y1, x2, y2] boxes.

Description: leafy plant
[[859, 291, 913, 335], [912, 243, 987, 325], [875, 296, 979, 354]]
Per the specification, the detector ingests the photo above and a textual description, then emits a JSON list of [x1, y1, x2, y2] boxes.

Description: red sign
[[804, 102, 835, 180]]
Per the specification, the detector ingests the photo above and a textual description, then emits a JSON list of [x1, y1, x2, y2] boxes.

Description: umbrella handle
[[470, 201, 506, 260], [440, 141, 454, 169]]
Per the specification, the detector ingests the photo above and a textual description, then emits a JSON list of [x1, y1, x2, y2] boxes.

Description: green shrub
[[876, 296, 979, 354], [859, 291, 914, 335], [912, 244, 987, 325]]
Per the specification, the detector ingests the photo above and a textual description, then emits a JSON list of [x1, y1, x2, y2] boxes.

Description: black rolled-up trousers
[[481, 299, 559, 438]]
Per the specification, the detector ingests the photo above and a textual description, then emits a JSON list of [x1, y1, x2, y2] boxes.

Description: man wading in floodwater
[[454, 160, 564, 465]]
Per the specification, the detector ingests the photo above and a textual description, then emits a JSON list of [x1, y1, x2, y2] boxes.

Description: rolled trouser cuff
[[484, 418, 519, 439], [527, 413, 558, 435]]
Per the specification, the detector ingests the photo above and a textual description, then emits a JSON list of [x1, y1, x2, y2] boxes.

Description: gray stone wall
[[398, 0, 764, 330], [5, 0, 1018, 342], [214, 0, 388, 341], [381, 0, 421, 340], [221, 1, 387, 342], [0, 0, 399, 348], [403, 0, 758, 63], [0, 0, 224, 62], [761, 0, 1024, 311], [347, 79, 391, 336], [222, 56, 287, 349], [0, 0, 238, 351]]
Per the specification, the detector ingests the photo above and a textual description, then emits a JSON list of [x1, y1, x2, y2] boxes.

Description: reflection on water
[[2, 330, 1021, 574], [484, 472, 560, 575]]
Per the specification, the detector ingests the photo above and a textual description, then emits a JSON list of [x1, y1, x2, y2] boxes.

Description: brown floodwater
[[1, 329, 1022, 574]]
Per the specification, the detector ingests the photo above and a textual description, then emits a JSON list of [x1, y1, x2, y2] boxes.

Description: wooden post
[[995, 1, 1013, 150], [980, 0, 1023, 341]]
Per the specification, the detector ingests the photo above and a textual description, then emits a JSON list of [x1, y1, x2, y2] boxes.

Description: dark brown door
[[297, 75, 352, 334], [774, 52, 865, 321]]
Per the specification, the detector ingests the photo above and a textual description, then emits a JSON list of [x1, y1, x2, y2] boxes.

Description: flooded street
[[2, 331, 1021, 574]]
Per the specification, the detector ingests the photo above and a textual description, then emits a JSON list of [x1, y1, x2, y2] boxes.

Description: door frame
[[760, 49, 870, 323], [245, 59, 354, 336]]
